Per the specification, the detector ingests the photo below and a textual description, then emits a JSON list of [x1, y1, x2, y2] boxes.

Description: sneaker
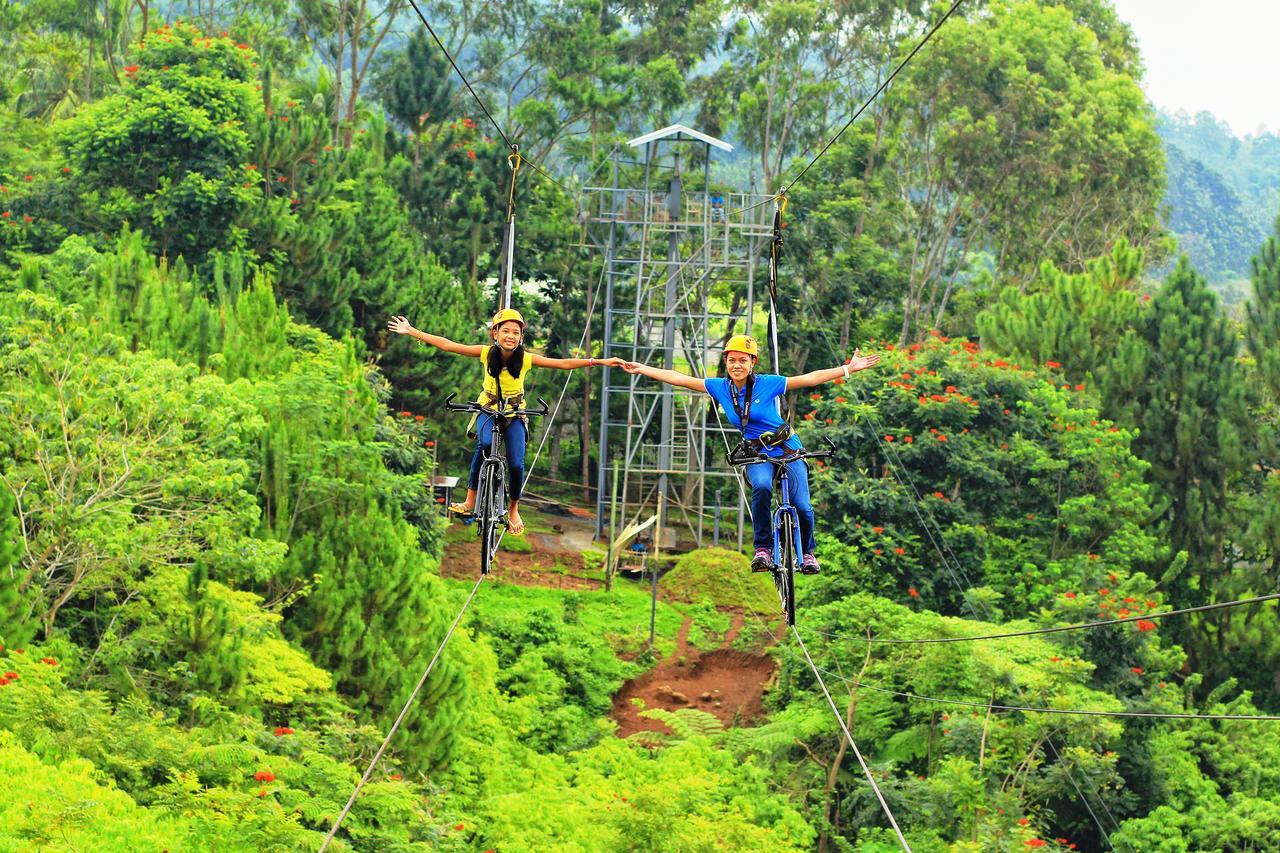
[[800, 553, 821, 575], [751, 548, 774, 573]]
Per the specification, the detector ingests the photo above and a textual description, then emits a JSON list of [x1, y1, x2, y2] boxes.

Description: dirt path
[[611, 611, 776, 738]]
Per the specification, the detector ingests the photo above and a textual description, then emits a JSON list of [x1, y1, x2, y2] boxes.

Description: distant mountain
[[1158, 110, 1280, 283]]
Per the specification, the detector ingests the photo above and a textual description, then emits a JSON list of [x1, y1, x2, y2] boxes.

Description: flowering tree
[[800, 332, 1159, 614]]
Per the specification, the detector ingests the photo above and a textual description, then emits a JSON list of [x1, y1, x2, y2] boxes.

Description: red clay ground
[[438, 507, 779, 738], [611, 611, 778, 737]]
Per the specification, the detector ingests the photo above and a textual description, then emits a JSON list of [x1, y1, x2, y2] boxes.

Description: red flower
[[1064, 591, 1077, 599], [425, 441, 435, 447], [23, 175, 33, 182], [873, 549, 882, 555], [415, 415, 424, 422], [908, 587, 919, 597], [1097, 588, 1110, 596], [400, 411, 412, 417], [1131, 667, 1144, 675], [1017, 818, 1029, 826], [124, 64, 139, 73], [1045, 361, 1061, 368], [936, 434, 947, 442], [811, 393, 821, 401], [22, 215, 33, 223], [389, 773, 403, 780], [3, 672, 15, 679], [1087, 554, 1099, 560], [62, 167, 71, 173], [1074, 384, 1085, 391], [273, 726, 294, 736], [40, 657, 57, 666], [0, 677, 7, 686], [894, 547, 905, 555], [872, 526, 884, 534], [1049, 656, 1061, 662], [258, 788, 268, 797], [883, 435, 895, 442], [834, 396, 847, 403], [903, 436, 913, 444], [1026, 841, 1046, 849], [254, 770, 276, 782], [0, 212, 8, 218], [932, 491, 944, 498], [454, 823, 465, 831]]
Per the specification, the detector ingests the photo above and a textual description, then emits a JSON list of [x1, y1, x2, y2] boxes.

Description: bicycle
[[729, 436, 836, 626], [443, 393, 549, 575]]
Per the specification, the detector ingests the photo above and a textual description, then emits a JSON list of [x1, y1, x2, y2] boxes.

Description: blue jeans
[[469, 414, 528, 502], [745, 458, 815, 555]]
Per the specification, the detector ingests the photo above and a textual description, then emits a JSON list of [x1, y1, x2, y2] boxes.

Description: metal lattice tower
[[587, 125, 775, 548]]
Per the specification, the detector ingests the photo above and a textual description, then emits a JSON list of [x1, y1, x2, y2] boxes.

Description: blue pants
[[745, 458, 816, 554], [468, 414, 528, 502]]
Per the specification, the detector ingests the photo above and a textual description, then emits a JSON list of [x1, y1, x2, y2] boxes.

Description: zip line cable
[[405, 0, 513, 151], [731, 0, 966, 220], [706, 403, 912, 851], [812, 665, 1280, 723], [802, 591, 1280, 647], [319, 573, 486, 851], [782, 0, 965, 195]]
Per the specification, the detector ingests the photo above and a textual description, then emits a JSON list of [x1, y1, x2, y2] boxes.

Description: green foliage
[[55, 22, 260, 261], [0, 483, 34, 649], [662, 547, 777, 615], [802, 333, 1158, 614]]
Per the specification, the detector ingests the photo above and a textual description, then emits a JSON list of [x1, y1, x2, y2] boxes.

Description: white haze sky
[[1111, 0, 1279, 136]]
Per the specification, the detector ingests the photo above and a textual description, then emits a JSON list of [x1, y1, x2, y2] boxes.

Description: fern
[[638, 707, 725, 740]]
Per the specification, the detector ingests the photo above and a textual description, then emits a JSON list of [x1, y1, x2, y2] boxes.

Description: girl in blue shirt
[[622, 335, 879, 573]]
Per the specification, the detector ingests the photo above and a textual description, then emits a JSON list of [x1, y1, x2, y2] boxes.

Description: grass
[[458, 576, 687, 662], [661, 547, 779, 615]]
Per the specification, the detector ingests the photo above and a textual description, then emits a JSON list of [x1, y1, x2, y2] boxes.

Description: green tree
[[1127, 259, 1252, 603], [0, 483, 35, 649], [885, 0, 1166, 340], [55, 22, 259, 262]]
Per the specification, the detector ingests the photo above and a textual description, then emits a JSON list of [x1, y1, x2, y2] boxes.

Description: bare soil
[[611, 611, 777, 738]]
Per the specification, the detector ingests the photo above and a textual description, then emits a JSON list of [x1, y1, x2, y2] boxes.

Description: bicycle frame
[[730, 435, 835, 626], [444, 393, 549, 575]]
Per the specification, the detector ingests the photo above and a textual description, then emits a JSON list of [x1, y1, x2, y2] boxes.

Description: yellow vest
[[478, 345, 535, 403]]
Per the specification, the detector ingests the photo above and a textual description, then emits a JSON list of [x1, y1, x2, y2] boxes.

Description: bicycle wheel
[[477, 461, 502, 575], [776, 511, 797, 626]]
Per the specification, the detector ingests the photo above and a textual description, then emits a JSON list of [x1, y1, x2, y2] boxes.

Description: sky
[[1111, 0, 1279, 136]]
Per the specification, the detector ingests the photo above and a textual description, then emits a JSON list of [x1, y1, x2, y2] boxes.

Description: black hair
[[487, 341, 525, 380]]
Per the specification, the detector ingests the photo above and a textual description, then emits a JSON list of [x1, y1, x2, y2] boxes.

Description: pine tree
[[1129, 258, 1252, 608], [1247, 218, 1280, 401], [0, 484, 36, 648]]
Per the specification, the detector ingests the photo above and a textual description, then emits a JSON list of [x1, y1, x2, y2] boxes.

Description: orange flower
[[872, 526, 884, 534], [907, 587, 919, 597], [894, 547, 905, 555], [1136, 620, 1156, 632], [254, 770, 276, 782], [1045, 361, 1061, 368], [1131, 667, 1143, 675]]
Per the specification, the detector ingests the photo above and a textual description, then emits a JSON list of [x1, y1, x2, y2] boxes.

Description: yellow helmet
[[490, 307, 526, 329], [724, 334, 758, 358]]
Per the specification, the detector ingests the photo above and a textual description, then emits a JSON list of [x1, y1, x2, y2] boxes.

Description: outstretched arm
[[387, 316, 483, 357], [531, 354, 626, 370], [622, 361, 707, 393], [786, 349, 881, 390]]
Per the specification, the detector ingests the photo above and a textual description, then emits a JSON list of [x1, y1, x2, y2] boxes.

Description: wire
[[793, 627, 913, 851], [705, 403, 911, 850], [319, 573, 486, 851], [801, 592, 1280, 646], [783, 0, 965, 194], [406, 0, 514, 151], [813, 665, 1280, 722]]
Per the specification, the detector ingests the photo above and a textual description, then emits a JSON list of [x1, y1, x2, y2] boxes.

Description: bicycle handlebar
[[442, 392, 550, 418], [728, 434, 837, 467]]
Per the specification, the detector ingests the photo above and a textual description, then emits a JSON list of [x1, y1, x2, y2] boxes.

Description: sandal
[[448, 502, 475, 518]]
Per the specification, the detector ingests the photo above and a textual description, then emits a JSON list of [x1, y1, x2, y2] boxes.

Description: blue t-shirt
[[705, 374, 803, 458]]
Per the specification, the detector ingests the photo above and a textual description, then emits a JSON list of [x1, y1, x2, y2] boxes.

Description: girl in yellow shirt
[[388, 309, 620, 535]]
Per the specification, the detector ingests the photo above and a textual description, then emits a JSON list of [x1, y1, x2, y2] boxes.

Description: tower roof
[[626, 124, 733, 153]]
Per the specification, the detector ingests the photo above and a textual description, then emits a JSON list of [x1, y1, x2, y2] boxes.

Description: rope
[[801, 592, 1280, 646], [813, 665, 1280, 722], [405, 0, 513, 151], [319, 574, 486, 851]]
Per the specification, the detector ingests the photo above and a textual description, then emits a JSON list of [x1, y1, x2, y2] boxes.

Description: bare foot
[[507, 507, 525, 535]]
